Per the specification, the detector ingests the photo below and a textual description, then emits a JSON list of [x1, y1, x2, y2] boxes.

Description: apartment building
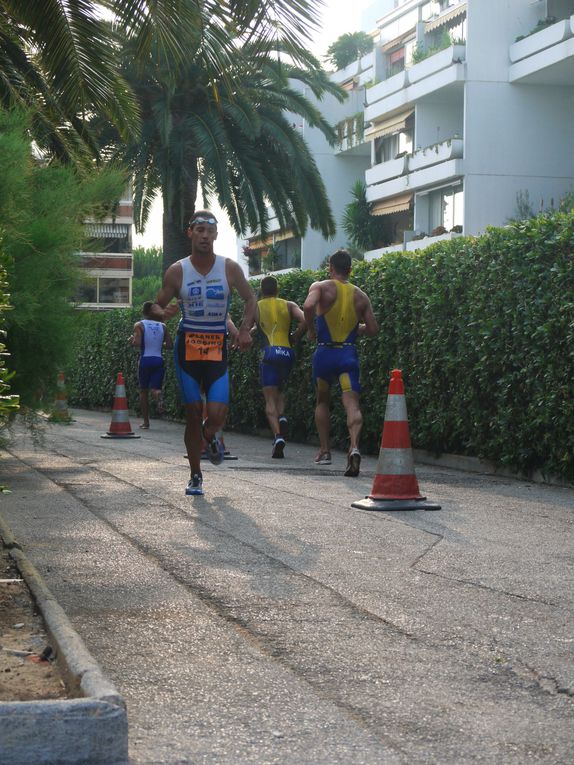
[[239, 0, 574, 272], [76, 191, 134, 309]]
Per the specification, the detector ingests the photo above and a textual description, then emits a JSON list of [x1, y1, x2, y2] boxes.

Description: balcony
[[366, 155, 408, 186], [509, 16, 574, 85], [366, 137, 464, 205], [365, 45, 466, 124], [408, 137, 463, 172]]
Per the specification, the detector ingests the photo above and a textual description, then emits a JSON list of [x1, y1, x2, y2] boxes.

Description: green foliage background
[[66, 213, 574, 482], [0, 110, 126, 406]]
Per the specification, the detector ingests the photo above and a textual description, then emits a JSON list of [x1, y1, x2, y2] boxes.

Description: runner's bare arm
[[226, 260, 256, 351], [154, 263, 182, 321], [128, 322, 143, 347], [163, 324, 174, 350], [227, 316, 240, 349], [357, 292, 379, 337], [288, 301, 306, 343], [303, 282, 322, 340]]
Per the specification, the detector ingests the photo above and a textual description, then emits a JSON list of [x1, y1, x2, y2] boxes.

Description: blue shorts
[[260, 346, 294, 388], [312, 345, 361, 394], [138, 356, 165, 390], [174, 333, 229, 405]]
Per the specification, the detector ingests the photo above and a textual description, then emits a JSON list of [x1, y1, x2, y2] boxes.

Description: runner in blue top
[[129, 302, 173, 429], [153, 211, 256, 496]]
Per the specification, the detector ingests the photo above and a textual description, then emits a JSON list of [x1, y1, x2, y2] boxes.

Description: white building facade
[[239, 0, 574, 272]]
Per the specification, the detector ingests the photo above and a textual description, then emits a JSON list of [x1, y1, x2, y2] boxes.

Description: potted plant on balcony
[[242, 244, 261, 274]]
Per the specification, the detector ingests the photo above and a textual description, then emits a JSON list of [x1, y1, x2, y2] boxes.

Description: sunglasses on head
[[190, 216, 217, 226]]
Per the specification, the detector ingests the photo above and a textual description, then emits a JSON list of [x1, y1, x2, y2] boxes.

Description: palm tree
[[0, 1, 325, 163], [106, 37, 345, 267], [325, 31, 374, 71]]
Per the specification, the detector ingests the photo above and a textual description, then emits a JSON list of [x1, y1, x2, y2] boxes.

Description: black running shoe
[[272, 436, 285, 458]]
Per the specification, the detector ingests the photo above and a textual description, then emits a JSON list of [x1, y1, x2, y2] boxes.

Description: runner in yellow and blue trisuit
[[303, 249, 379, 477], [255, 276, 306, 458]]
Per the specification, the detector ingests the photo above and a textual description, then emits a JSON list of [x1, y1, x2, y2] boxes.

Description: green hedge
[[66, 211, 574, 481]]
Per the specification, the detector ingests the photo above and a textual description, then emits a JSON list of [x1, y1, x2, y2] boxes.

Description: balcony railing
[[366, 137, 463, 187], [365, 44, 466, 122]]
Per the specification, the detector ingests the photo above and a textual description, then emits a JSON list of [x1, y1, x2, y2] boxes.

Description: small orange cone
[[101, 372, 140, 439], [49, 371, 73, 423], [352, 369, 440, 511]]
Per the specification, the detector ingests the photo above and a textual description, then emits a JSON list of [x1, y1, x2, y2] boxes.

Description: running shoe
[[203, 422, 225, 466], [186, 473, 204, 496], [279, 416, 288, 438], [272, 436, 285, 459], [314, 451, 332, 465], [344, 448, 361, 477]]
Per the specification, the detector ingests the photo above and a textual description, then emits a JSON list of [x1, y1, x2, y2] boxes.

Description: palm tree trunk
[[161, 164, 199, 270], [162, 215, 190, 269]]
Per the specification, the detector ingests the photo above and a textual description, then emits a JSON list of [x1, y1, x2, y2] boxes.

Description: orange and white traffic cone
[[101, 372, 140, 439], [352, 369, 440, 511], [49, 371, 73, 423]]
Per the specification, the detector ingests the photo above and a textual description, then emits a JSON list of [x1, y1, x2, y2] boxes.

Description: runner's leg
[[315, 382, 331, 455], [184, 401, 204, 475]]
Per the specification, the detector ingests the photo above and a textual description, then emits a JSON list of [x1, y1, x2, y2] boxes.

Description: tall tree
[[325, 31, 373, 71], [104, 35, 344, 267], [0, 1, 326, 163], [0, 110, 126, 406]]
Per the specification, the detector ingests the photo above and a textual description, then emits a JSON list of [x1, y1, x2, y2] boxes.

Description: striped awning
[[425, 3, 466, 33], [248, 235, 273, 250], [381, 29, 416, 53], [85, 223, 130, 239], [371, 193, 413, 217], [364, 110, 414, 141]]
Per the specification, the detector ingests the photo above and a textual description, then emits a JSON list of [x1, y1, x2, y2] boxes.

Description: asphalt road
[[0, 410, 573, 765]]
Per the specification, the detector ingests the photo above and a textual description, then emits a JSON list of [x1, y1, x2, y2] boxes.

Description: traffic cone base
[[101, 372, 140, 439], [352, 496, 441, 512]]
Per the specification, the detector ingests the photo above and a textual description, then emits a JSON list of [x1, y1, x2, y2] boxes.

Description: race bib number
[[184, 332, 223, 362]]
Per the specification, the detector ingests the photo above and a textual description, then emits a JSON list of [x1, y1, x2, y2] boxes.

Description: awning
[[381, 29, 416, 53], [85, 223, 130, 239], [371, 193, 413, 217], [364, 109, 414, 141], [425, 3, 466, 33], [247, 235, 273, 250]]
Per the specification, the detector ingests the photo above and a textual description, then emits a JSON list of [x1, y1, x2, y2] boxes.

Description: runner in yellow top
[[303, 249, 379, 476], [256, 276, 306, 458]]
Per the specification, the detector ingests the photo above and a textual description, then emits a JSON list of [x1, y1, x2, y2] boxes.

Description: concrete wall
[[463, 0, 574, 233]]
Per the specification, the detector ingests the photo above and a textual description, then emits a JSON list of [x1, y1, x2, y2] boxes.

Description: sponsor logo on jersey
[[206, 285, 225, 301]]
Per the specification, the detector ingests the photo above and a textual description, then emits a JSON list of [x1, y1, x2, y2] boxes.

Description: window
[[375, 129, 413, 164], [388, 47, 405, 76], [429, 184, 464, 231], [75, 276, 131, 306], [99, 278, 130, 304]]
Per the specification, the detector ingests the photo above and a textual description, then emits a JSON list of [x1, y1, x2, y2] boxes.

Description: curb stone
[[0, 515, 128, 765]]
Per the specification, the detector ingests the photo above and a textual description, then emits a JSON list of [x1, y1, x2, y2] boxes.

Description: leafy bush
[[66, 212, 574, 481], [0, 240, 19, 439], [0, 110, 125, 407]]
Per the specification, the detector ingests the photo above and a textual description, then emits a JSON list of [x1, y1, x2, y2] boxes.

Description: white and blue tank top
[[177, 255, 230, 335], [140, 320, 165, 358]]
